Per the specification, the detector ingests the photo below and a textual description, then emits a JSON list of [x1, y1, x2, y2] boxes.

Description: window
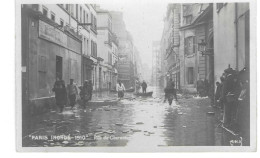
[[32, 4, 39, 11], [51, 12, 55, 22], [80, 6, 82, 22], [39, 72, 47, 89], [42, 7, 48, 17], [108, 52, 112, 65], [65, 4, 69, 11], [184, 15, 192, 25], [91, 41, 97, 57], [70, 4, 74, 16], [184, 36, 195, 55], [91, 13, 93, 29], [84, 37, 88, 55], [76, 4, 78, 19], [108, 33, 112, 45], [83, 10, 86, 23], [60, 19, 64, 27], [216, 3, 224, 12], [187, 67, 194, 84], [94, 16, 97, 31], [38, 56, 47, 89]]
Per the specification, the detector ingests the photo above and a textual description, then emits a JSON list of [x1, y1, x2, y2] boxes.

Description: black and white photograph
[[15, 0, 257, 152]]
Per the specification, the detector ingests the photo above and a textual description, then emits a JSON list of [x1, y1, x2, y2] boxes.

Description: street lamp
[[198, 39, 207, 52], [77, 22, 92, 34], [198, 39, 214, 56]]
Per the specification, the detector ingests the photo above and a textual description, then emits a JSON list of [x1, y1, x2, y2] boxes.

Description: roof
[[180, 4, 213, 30]]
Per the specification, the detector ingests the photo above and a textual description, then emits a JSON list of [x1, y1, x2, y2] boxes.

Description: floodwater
[[22, 86, 240, 147]]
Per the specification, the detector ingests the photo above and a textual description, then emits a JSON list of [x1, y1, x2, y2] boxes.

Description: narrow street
[[22, 87, 240, 147]]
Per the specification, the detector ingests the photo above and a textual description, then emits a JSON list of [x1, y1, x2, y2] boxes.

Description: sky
[[101, 1, 168, 68]]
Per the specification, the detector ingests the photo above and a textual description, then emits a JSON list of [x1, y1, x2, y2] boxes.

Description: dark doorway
[[56, 56, 63, 80]]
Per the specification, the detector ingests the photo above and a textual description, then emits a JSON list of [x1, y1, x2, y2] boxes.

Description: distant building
[[142, 64, 152, 85], [96, 6, 117, 90], [161, 3, 213, 93], [110, 11, 136, 89], [111, 33, 119, 89], [21, 4, 98, 115], [152, 41, 161, 86]]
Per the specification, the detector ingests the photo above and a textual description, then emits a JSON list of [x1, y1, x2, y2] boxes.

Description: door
[[56, 56, 63, 80]]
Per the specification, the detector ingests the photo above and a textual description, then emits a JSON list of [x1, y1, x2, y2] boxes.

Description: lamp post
[[198, 39, 214, 56], [77, 22, 92, 34]]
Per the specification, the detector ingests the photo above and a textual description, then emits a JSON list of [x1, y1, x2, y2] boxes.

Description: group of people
[[196, 79, 210, 97], [52, 78, 93, 113], [214, 67, 249, 132], [136, 80, 148, 93]]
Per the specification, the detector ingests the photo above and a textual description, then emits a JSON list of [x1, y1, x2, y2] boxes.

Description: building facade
[[161, 3, 213, 93], [160, 4, 181, 90], [22, 4, 100, 115], [213, 3, 250, 143], [152, 41, 162, 86], [96, 6, 119, 90], [214, 3, 249, 81], [111, 33, 119, 89], [110, 11, 135, 89]]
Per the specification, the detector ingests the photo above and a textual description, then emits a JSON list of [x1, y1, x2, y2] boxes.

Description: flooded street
[[22, 87, 239, 147]]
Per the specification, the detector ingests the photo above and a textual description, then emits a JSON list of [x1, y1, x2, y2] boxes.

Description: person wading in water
[[67, 79, 78, 110], [116, 80, 125, 99], [52, 80, 67, 113]]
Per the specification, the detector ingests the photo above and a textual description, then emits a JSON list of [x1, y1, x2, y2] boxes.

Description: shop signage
[[39, 20, 67, 47]]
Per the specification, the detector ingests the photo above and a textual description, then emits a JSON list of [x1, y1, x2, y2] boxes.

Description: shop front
[[22, 7, 82, 115]]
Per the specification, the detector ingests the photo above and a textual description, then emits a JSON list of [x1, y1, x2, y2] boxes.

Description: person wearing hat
[[80, 80, 88, 110], [67, 79, 78, 109], [52, 79, 67, 113], [222, 68, 241, 129], [116, 80, 125, 99], [87, 80, 93, 100]]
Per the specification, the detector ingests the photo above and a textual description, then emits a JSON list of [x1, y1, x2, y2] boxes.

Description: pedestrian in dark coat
[[52, 80, 67, 113], [237, 67, 250, 140], [204, 79, 209, 96], [88, 80, 93, 100], [80, 80, 88, 109], [141, 80, 147, 93], [222, 68, 241, 128], [67, 79, 78, 109], [164, 78, 177, 105], [197, 79, 204, 97]]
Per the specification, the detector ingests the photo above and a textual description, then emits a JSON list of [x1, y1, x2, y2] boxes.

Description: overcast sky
[[101, 1, 168, 68]]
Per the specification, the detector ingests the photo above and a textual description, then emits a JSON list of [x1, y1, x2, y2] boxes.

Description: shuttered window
[[184, 36, 195, 55]]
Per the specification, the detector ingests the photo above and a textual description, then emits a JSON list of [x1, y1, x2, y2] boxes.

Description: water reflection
[[22, 86, 233, 147]]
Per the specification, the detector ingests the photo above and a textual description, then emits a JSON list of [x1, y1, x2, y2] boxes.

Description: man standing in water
[[164, 78, 177, 105], [116, 80, 125, 99], [88, 80, 93, 100], [141, 80, 147, 93], [67, 79, 78, 110]]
